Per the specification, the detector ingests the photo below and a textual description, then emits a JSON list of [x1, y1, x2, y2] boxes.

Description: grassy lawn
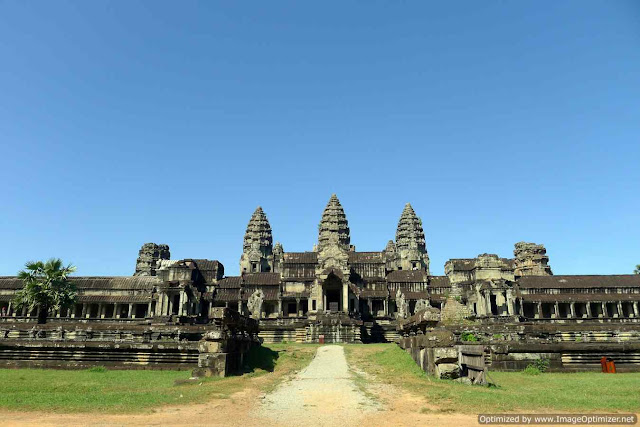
[[344, 343, 640, 413], [0, 343, 317, 413]]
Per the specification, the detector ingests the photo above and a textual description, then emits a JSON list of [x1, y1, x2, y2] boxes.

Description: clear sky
[[1, 1, 639, 277]]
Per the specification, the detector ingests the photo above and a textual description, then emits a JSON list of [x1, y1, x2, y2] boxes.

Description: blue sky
[[1, 1, 639, 276]]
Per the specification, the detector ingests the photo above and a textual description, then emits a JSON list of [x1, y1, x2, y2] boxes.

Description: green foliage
[[454, 295, 462, 303], [634, 264, 640, 275], [492, 333, 504, 340], [86, 366, 107, 373], [524, 357, 550, 375], [523, 365, 542, 375], [460, 331, 479, 342], [12, 258, 77, 323]]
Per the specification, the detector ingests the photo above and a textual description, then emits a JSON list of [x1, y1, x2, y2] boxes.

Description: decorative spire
[[317, 194, 350, 251], [394, 203, 429, 273], [243, 206, 273, 256], [395, 203, 426, 252], [385, 240, 396, 253]]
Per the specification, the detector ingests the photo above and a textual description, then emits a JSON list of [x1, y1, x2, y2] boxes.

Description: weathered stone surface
[[248, 289, 264, 320], [317, 194, 350, 252], [240, 207, 274, 274], [435, 363, 460, 379], [514, 241, 553, 276], [440, 297, 473, 324], [134, 243, 170, 276], [393, 203, 429, 273]]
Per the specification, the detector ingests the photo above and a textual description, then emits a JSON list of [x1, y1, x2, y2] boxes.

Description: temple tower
[[134, 243, 170, 276], [395, 203, 430, 273], [514, 242, 552, 276], [317, 194, 351, 252], [314, 194, 351, 313], [240, 206, 274, 273]]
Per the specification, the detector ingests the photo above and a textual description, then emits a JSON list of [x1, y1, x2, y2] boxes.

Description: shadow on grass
[[243, 345, 279, 373]]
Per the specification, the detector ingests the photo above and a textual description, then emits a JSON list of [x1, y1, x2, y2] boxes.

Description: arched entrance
[[323, 273, 343, 313]]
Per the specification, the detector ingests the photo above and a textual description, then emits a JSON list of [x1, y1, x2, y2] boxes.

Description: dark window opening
[[135, 304, 147, 318], [541, 303, 553, 318], [287, 302, 296, 315], [523, 303, 536, 318], [490, 294, 498, 315], [172, 294, 180, 315]]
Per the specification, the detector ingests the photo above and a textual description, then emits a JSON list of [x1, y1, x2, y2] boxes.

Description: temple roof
[[386, 270, 428, 283], [283, 252, 318, 264], [0, 276, 161, 291], [518, 275, 640, 289], [348, 252, 385, 263], [217, 272, 281, 288]]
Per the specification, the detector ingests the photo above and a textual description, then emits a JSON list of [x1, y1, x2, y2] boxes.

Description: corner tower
[[317, 194, 351, 252], [240, 206, 274, 273], [395, 203, 430, 273]]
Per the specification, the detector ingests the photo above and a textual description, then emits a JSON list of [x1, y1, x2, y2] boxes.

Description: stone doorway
[[323, 273, 342, 312]]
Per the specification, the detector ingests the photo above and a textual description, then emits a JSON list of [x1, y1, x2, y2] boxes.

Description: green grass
[[0, 343, 317, 413], [344, 343, 640, 413]]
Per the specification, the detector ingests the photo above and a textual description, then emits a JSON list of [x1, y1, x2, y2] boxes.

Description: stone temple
[[1, 194, 639, 328], [0, 194, 639, 375]]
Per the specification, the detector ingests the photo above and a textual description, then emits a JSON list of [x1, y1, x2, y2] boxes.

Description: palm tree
[[635, 265, 640, 275], [13, 259, 77, 324]]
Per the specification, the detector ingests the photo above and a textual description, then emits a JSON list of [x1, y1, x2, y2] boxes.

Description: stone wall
[[0, 308, 259, 374]]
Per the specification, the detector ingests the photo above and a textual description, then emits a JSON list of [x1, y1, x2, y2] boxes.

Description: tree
[[635, 265, 640, 275], [13, 258, 77, 324]]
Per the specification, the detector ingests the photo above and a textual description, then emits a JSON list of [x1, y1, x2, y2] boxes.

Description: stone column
[[601, 302, 608, 318], [384, 299, 388, 316], [506, 291, 514, 315], [147, 301, 152, 318], [633, 302, 639, 317], [277, 299, 283, 317], [162, 294, 169, 315], [6, 302, 11, 316], [553, 302, 559, 319], [168, 296, 173, 316], [617, 302, 624, 318], [485, 292, 492, 316], [296, 298, 301, 317], [342, 283, 349, 314], [177, 292, 184, 316], [81, 304, 88, 318], [98, 304, 104, 319], [570, 302, 576, 318], [113, 303, 120, 319], [237, 300, 242, 315], [586, 303, 592, 318], [367, 298, 372, 316], [127, 303, 134, 318]]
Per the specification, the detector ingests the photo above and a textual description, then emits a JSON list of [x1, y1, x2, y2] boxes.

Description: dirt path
[[255, 345, 379, 426], [0, 345, 549, 427]]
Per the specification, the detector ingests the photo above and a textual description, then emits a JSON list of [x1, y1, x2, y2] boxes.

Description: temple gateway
[[2, 194, 638, 329]]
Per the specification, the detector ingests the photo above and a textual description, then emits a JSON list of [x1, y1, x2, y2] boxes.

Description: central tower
[[314, 194, 352, 313], [317, 193, 351, 252]]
